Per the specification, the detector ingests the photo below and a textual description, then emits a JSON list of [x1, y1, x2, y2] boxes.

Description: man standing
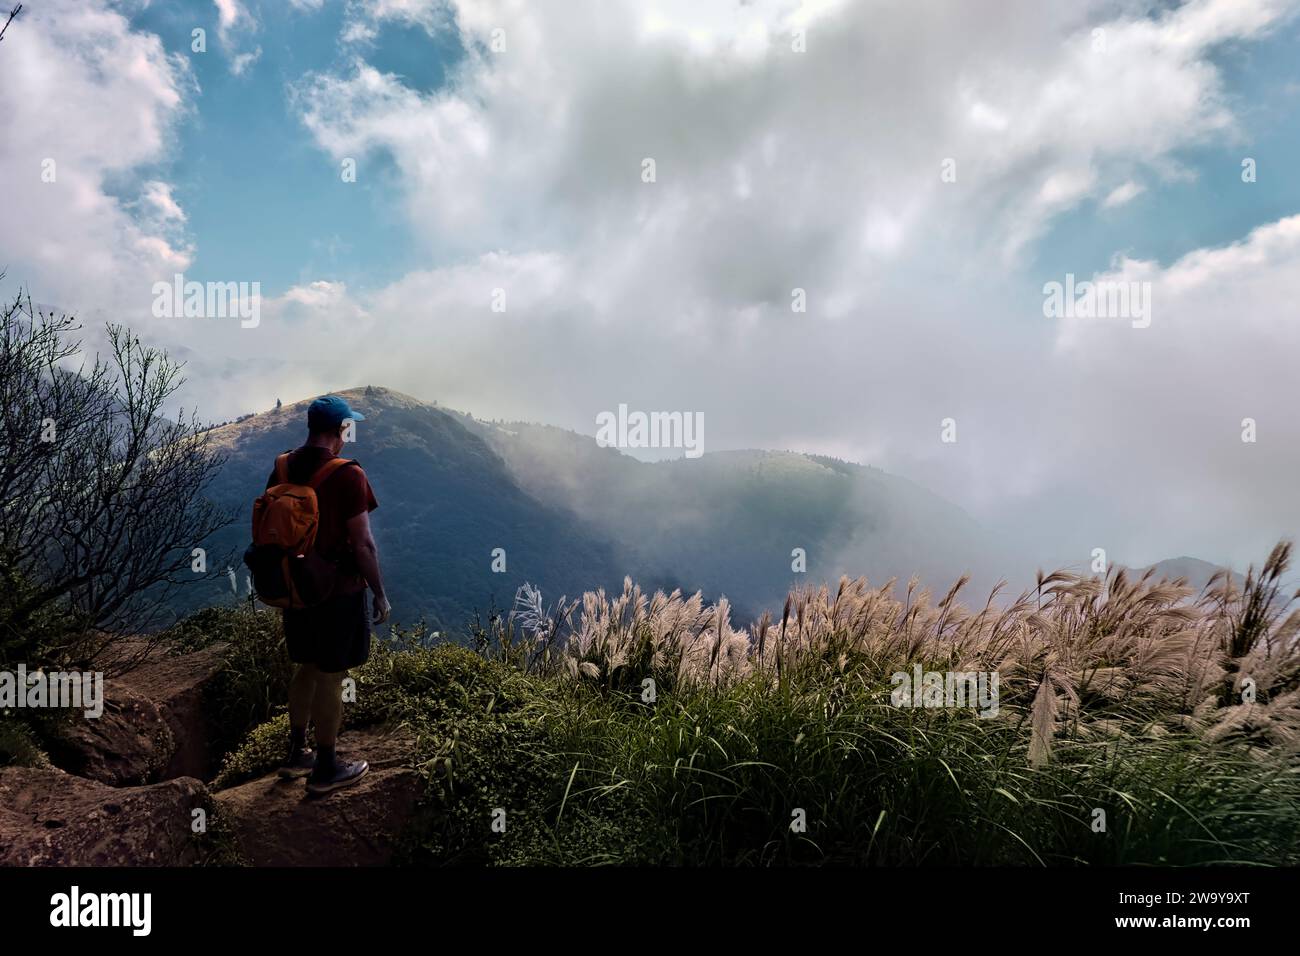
[[271, 395, 390, 795]]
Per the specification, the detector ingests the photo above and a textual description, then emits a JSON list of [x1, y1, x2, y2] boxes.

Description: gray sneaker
[[306, 758, 369, 796], [277, 748, 316, 780]]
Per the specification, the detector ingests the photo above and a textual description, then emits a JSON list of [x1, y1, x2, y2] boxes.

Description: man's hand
[[346, 509, 390, 624], [372, 593, 391, 625]]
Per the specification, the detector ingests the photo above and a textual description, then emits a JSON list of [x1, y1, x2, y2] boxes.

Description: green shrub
[[212, 713, 294, 789], [164, 604, 258, 653], [524, 665, 1300, 866], [0, 712, 51, 768], [350, 641, 526, 725], [193, 794, 248, 866], [163, 602, 292, 764]]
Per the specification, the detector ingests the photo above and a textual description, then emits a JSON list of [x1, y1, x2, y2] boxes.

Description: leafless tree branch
[[1, 286, 236, 670], [0, 5, 23, 46]]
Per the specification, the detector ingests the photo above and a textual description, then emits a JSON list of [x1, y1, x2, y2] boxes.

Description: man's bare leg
[[306, 668, 368, 795], [310, 668, 345, 749], [278, 663, 320, 778], [288, 663, 317, 730]]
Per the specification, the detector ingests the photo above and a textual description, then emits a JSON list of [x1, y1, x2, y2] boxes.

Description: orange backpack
[[245, 452, 354, 608]]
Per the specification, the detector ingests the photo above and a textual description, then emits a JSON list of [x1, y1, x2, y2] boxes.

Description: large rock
[[117, 643, 227, 781], [213, 726, 419, 866], [46, 642, 228, 785], [0, 766, 208, 866], [44, 684, 174, 787]]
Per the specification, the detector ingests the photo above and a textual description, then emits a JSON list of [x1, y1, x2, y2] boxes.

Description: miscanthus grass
[[466, 542, 1300, 865]]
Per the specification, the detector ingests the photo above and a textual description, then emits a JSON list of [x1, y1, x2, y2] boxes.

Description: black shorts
[[283, 589, 372, 674]]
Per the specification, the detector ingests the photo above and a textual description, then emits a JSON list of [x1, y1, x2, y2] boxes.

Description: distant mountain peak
[[1132, 556, 1244, 591]]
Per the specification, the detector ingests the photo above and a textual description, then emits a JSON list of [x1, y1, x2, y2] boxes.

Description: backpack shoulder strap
[[307, 457, 355, 491], [273, 452, 292, 485]]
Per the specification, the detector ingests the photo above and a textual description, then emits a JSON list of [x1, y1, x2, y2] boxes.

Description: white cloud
[[1021, 214, 1300, 566], [1102, 180, 1146, 208], [214, 0, 252, 41], [141, 180, 186, 222], [0, 0, 192, 313], [297, 0, 1292, 270], [213, 0, 259, 74], [341, 0, 455, 42], [230, 47, 262, 75]]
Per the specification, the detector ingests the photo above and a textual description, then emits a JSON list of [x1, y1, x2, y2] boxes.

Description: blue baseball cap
[[307, 395, 365, 431]]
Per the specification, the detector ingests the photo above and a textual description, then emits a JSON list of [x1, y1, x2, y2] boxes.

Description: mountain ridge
[[184, 386, 1244, 630], [184, 386, 1004, 627]]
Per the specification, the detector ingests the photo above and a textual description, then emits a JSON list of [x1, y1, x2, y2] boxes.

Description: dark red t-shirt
[[265, 446, 378, 586]]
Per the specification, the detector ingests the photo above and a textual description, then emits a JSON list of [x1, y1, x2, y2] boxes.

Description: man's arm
[[346, 509, 390, 624]]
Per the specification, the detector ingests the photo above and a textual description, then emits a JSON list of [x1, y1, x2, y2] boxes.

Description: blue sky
[[104, 0, 1300, 303], [122, 0, 465, 294], [1033, 18, 1300, 274]]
